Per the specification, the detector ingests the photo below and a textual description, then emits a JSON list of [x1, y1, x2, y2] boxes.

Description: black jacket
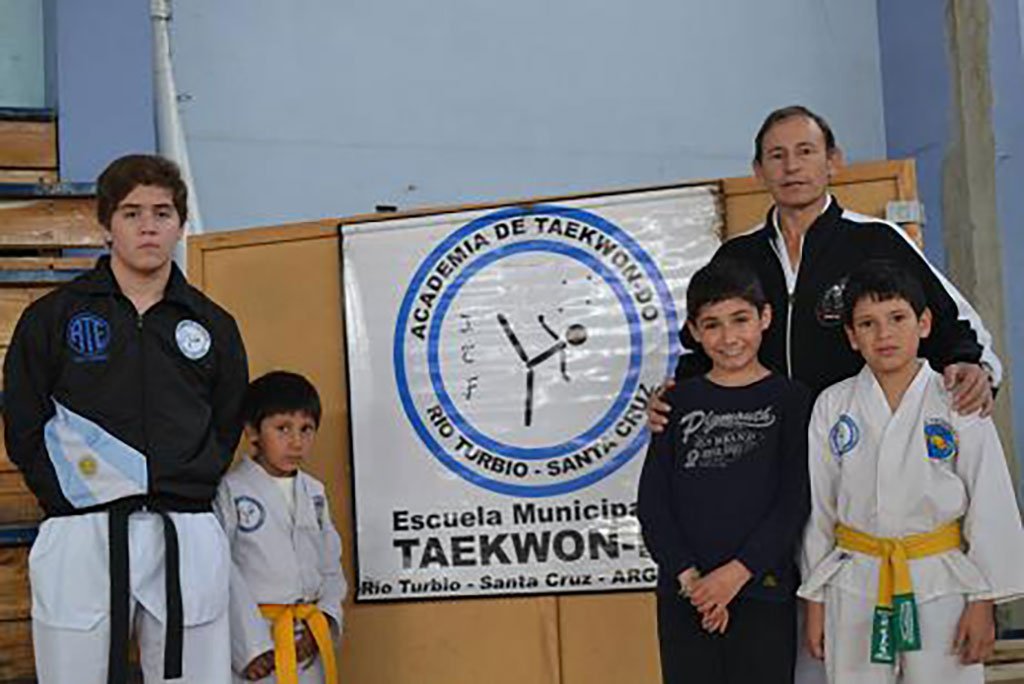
[[676, 198, 993, 396], [3, 256, 249, 517]]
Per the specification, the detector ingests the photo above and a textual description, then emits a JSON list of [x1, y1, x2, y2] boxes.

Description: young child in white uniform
[[799, 261, 1024, 684], [215, 371, 346, 683]]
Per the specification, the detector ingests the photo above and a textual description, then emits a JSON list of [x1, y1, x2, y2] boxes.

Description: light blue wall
[[170, 0, 886, 231], [0, 0, 45, 107], [53, 0, 155, 182], [876, 0, 950, 271], [992, 0, 1024, 488]]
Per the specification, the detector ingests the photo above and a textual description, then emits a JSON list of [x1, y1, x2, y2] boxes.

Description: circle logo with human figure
[[394, 205, 680, 497]]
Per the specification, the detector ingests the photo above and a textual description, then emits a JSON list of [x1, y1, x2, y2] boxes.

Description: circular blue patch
[[924, 419, 958, 461], [829, 414, 860, 457], [235, 495, 266, 533], [66, 312, 110, 360]]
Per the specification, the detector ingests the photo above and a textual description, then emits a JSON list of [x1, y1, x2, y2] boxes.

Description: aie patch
[[829, 414, 860, 457], [67, 312, 111, 362], [175, 319, 211, 360], [924, 419, 958, 461], [235, 495, 266, 532]]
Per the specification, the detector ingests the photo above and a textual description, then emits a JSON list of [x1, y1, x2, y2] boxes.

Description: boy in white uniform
[[214, 371, 346, 683], [799, 261, 1024, 684]]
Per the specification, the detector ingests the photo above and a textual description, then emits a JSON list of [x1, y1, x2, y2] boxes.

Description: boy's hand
[[647, 379, 675, 434], [953, 600, 995, 664], [677, 566, 701, 597], [804, 600, 826, 660], [944, 363, 994, 417], [701, 604, 730, 634], [242, 650, 275, 681], [689, 560, 752, 615], [295, 627, 320, 666]]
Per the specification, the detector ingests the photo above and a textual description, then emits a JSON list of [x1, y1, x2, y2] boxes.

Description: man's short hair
[[686, 258, 768, 322], [841, 260, 927, 326], [96, 154, 188, 229], [242, 371, 323, 429], [754, 105, 837, 163]]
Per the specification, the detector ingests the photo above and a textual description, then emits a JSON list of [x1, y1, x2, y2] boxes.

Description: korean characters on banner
[[343, 186, 722, 600]]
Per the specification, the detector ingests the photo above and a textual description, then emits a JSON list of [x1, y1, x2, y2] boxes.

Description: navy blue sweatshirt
[[638, 372, 810, 602]]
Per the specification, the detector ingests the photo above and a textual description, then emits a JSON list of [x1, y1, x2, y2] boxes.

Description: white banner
[[343, 187, 721, 600]]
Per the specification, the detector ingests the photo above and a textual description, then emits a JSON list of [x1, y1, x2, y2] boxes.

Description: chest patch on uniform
[[829, 414, 860, 457], [175, 319, 211, 360], [235, 495, 266, 532], [312, 495, 326, 529], [924, 419, 958, 461], [67, 312, 111, 362], [816, 278, 848, 328]]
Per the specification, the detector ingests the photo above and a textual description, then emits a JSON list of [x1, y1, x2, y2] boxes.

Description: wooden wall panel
[[559, 593, 661, 684]]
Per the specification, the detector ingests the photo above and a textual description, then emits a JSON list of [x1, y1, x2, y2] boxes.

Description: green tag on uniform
[[892, 594, 921, 652], [870, 607, 895, 663]]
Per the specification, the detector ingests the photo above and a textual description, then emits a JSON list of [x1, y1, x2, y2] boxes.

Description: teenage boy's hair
[[686, 258, 768, 322], [242, 371, 322, 429], [754, 105, 837, 163], [96, 154, 188, 229], [841, 260, 927, 326]]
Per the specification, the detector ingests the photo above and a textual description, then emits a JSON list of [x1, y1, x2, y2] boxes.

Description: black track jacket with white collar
[[675, 198, 998, 397]]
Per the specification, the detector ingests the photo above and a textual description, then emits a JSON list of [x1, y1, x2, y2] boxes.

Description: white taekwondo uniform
[[214, 457, 346, 684], [799, 363, 1024, 684]]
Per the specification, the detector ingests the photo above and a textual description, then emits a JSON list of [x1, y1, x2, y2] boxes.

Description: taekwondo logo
[[816, 277, 848, 328], [924, 419, 958, 461], [67, 312, 110, 362], [394, 205, 679, 497], [175, 319, 212, 360], [829, 414, 860, 457], [235, 496, 266, 533]]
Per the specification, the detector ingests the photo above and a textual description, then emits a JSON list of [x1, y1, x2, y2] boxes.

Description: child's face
[[687, 297, 771, 375], [247, 411, 318, 477], [845, 295, 931, 376]]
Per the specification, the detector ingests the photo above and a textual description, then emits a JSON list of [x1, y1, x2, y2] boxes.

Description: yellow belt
[[260, 603, 338, 684], [835, 521, 961, 663]]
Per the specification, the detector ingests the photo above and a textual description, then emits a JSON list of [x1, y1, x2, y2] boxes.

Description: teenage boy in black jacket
[[4, 155, 248, 684]]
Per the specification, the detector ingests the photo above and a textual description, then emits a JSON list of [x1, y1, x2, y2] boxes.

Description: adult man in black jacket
[[650, 105, 998, 421], [4, 155, 248, 684]]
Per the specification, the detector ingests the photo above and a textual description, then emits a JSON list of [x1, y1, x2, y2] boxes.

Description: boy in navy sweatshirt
[[638, 257, 810, 684]]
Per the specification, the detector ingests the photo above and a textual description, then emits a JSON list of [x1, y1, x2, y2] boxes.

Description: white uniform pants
[[33, 601, 230, 684], [28, 512, 231, 683], [824, 587, 983, 684]]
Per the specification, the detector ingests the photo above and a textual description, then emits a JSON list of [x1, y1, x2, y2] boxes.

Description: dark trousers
[[656, 591, 796, 684]]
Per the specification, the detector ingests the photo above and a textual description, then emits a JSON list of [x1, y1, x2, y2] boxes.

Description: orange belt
[[259, 603, 338, 684]]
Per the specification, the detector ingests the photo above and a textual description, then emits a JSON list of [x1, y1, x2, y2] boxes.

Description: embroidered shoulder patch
[[235, 495, 266, 532], [924, 419, 958, 461], [829, 414, 860, 457]]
